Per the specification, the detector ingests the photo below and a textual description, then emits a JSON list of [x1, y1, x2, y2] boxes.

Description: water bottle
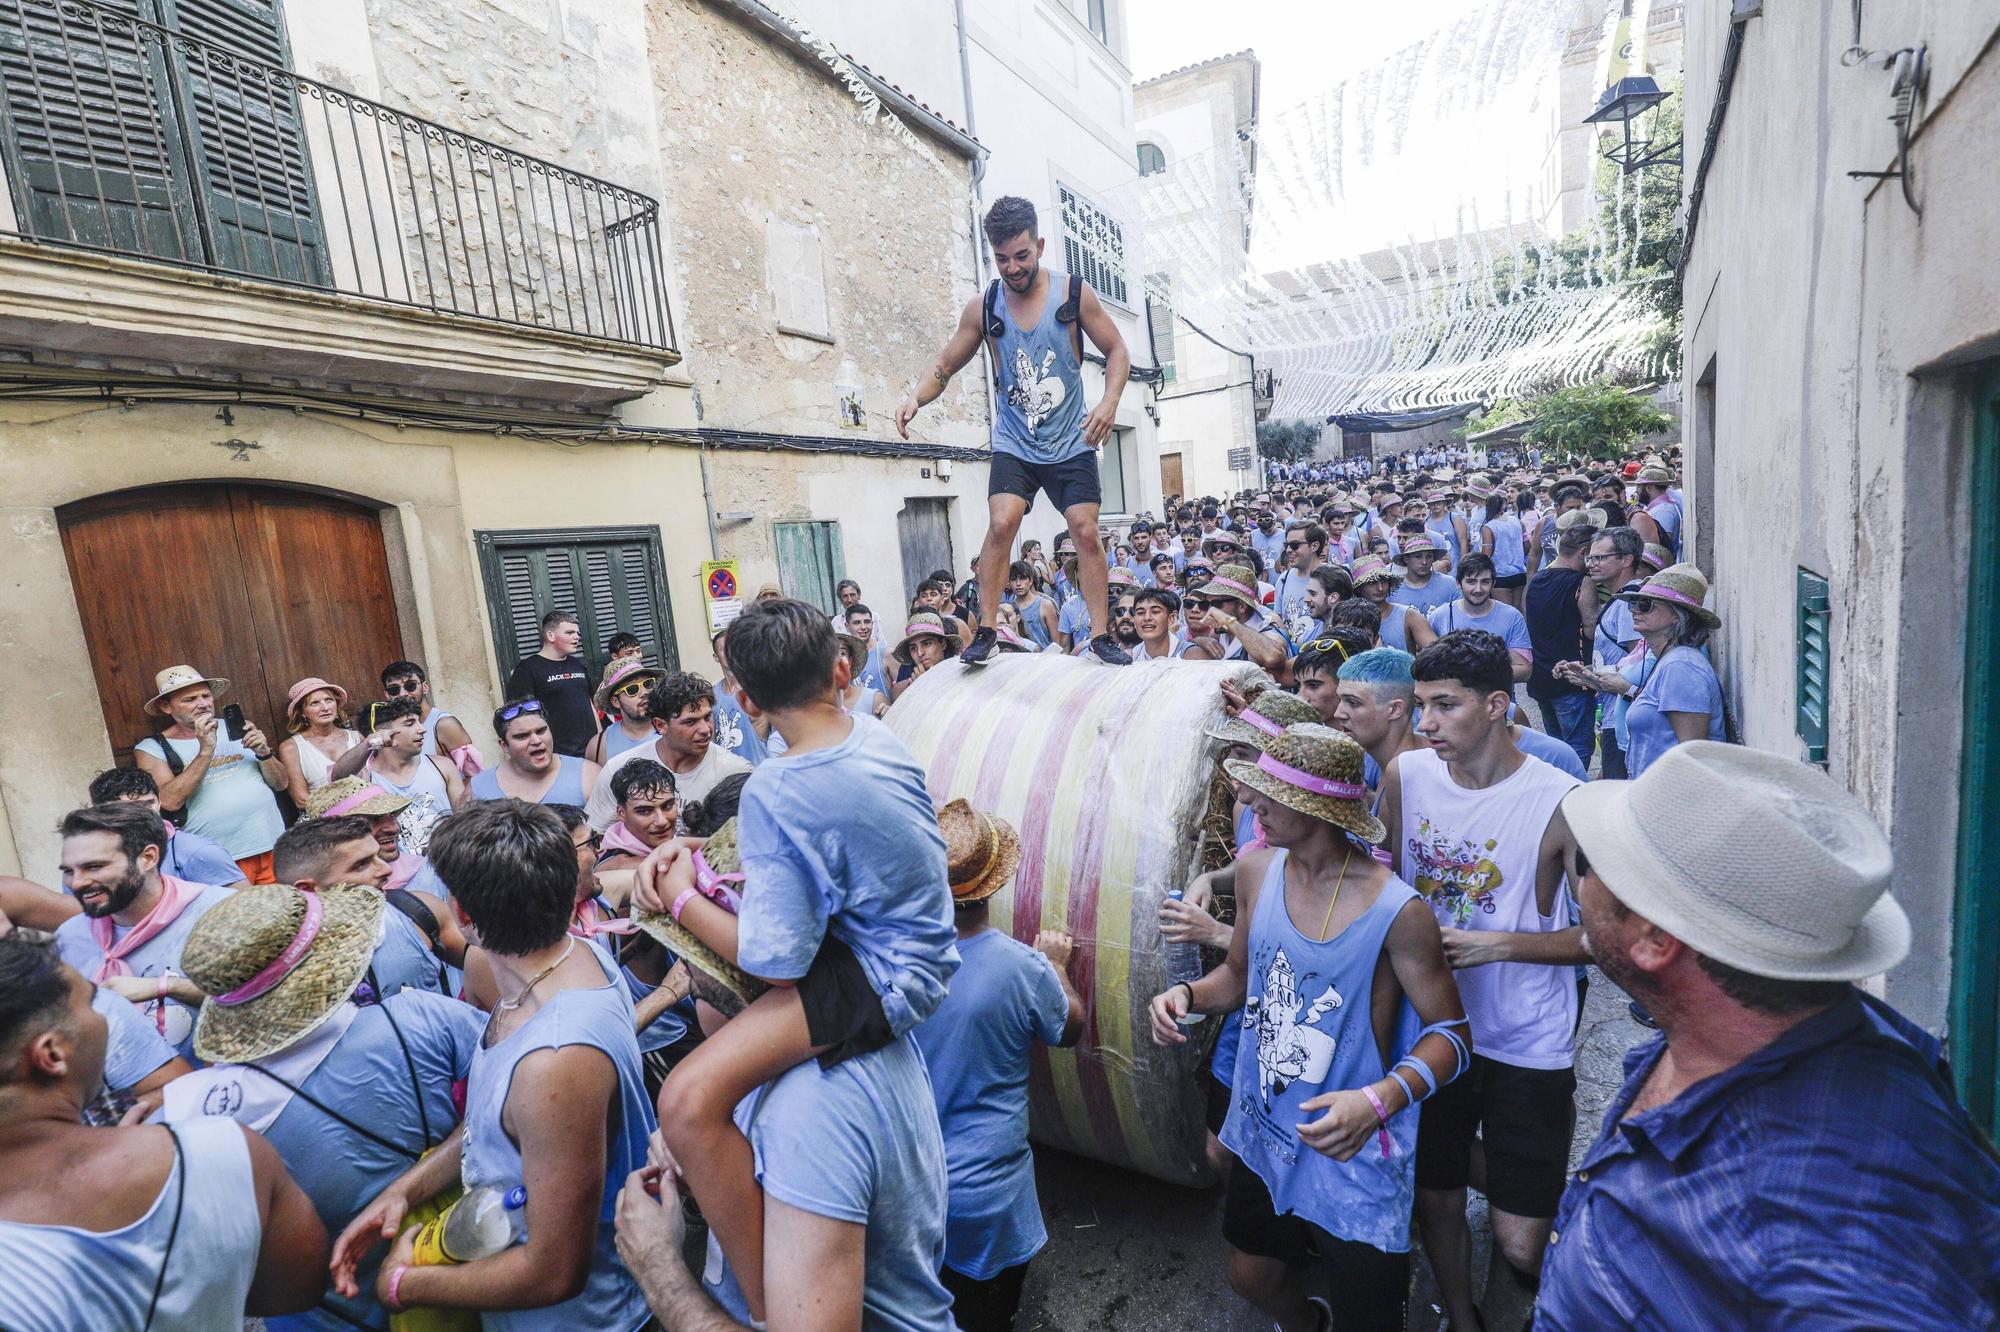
[[411, 1185, 527, 1265], [1164, 889, 1204, 1026]]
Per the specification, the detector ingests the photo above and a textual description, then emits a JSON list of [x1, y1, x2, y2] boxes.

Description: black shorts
[[1494, 571, 1528, 589], [1205, 1071, 1233, 1135], [939, 1260, 1031, 1332], [1222, 1166, 1411, 1330], [989, 449, 1102, 514], [799, 937, 894, 1069], [1414, 1054, 1575, 1218]]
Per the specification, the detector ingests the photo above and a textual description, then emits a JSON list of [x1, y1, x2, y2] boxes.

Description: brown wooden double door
[[60, 484, 405, 765]]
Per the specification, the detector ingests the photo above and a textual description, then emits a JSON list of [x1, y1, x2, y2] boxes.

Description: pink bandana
[[1256, 752, 1366, 801], [570, 896, 637, 938], [89, 875, 206, 981]]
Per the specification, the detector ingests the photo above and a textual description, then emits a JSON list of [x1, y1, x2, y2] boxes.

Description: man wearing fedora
[[134, 665, 287, 886], [1542, 742, 2000, 1327], [1388, 533, 1460, 618], [1627, 463, 1682, 560], [914, 801, 1084, 1332]]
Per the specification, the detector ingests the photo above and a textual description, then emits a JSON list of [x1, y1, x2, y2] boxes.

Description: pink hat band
[[1205, 576, 1258, 602], [1239, 708, 1284, 738], [215, 893, 323, 1006], [1637, 582, 1705, 612], [322, 787, 389, 819], [902, 622, 944, 640], [1257, 752, 1366, 801]]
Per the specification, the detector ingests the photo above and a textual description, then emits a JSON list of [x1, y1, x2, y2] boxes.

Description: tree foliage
[[1520, 381, 1674, 460], [1256, 418, 1323, 463]]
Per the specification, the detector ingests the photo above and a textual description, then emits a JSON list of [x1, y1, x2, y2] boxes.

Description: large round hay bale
[[887, 652, 1262, 1187]]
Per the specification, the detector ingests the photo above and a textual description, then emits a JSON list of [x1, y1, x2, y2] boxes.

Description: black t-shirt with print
[[505, 653, 599, 756]]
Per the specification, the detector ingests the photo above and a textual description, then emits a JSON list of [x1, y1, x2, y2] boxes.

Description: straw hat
[[992, 625, 1035, 654], [1640, 542, 1673, 573], [1462, 474, 1496, 500], [1393, 533, 1443, 562], [1108, 565, 1139, 590], [1635, 464, 1674, 485], [1350, 555, 1400, 589], [1554, 508, 1597, 535], [1200, 530, 1244, 554], [185, 883, 384, 1064], [285, 677, 347, 723], [1563, 741, 1907, 980], [891, 611, 961, 665], [1207, 686, 1321, 750], [594, 658, 663, 712], [304, 775, 410, 821], [1584, 505, 1615, 529], [1222, 724, 1385, 845], [1615, 561, 1720, 628], [633, 818, 766, 1017], [940, 799, 1022, 906], [1202, 563, 1262, 610], [144, 664, 231, 716]]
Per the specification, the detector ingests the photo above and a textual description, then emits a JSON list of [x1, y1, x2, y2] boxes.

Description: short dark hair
[[1296, 627, 1376, 676], [1133, 587, 1180, 615], [1287, 521, 1327, 553], [1308, 564, 1352, 598], [1456, 552, 1496, 581], [843, 603, 873, 623], [428, 800, 576, 955], [0, 934, 73, 1080], [610, 757, 676, 808], [273, 814, 375, 885], [926, 569, 953, 587], [982, 195, 1038, 247], [1007, 560, 1036, 582], [685, 772, 749, 838], [381, 660, 426, 685], [646, 671, 717, 724], [547, 803, 589, 834], [606, 632, 642, 656], [1695, 954, 1851, 1015], [1413, 629, 1514, 700], [492, 698, 546, 740], [1328, 597, 1382, 635], [377, 697, 423, 726], [1557, 522, 1598, 556], [724, 598, 837, 712], [59, 803, 166, 866], [540, 609, 578, 634], [88, 767, 156, 805], [1148, 552, 1174, 570]]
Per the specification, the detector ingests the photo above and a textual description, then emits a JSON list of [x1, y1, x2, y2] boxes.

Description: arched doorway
[[59, 484, 406, 764]]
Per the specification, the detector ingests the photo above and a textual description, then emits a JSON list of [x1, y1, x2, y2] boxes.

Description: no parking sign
[[702, 559, 743, 635]]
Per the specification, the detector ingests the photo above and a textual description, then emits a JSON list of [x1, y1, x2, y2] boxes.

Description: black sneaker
[[959, 626, 998, 666], [1086, 633, 1133, 666]]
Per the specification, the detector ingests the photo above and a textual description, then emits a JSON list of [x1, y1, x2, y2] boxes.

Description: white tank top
[[293, 729, 361, 791], [1396, 746, 1580, 1069], [368, 755, 453, 858]]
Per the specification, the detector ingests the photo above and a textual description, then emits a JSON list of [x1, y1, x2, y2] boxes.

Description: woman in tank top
[[1478, 488, 1528, 607], [279, 677, 361, 808]]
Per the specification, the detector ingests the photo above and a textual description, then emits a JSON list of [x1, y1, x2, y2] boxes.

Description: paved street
[[1019, 969, 1647, 1331]]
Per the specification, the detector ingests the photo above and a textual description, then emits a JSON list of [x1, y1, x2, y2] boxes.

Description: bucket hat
[[1462, 475, 1496, 501], [1393, 533, 1443, 562], [1350, 555, 1400, 590], [1201, 530, 1243, 554], [1635, 464, 1674, 485], [594, 658, 663, 712], [1200, 563, 1262, 611], [185, 883, 385, 1064], [304, 775, 411, 821], [1615, 561, 1721, 629], [1222, 724, 1385, 846], [1554, 507, 1597, 535], [891, 612, 962, 666], [634, 818, 766, 1017], [941, 800, 1022, 906], [145, 665, 231, 716], [1207, 686, 1321, 750], [285, 677, 347, 723], [1108, 565, 1139, 590], [1562, 741, 1908, 981], [1640, 542, 1673, 573]]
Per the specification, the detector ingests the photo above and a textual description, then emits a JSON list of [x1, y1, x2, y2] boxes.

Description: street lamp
[[1584, 75, 1680, 173]]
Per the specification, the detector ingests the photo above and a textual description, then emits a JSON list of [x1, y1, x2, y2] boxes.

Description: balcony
[[0, 0, 679, 410], [1252, 366, 1276, 421]]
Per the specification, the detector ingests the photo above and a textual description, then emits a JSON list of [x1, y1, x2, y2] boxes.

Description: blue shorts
[[989, 448, 1102, 513]]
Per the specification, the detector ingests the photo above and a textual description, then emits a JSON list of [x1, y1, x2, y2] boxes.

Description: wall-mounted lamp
[[1583, 76, 1681, 174]]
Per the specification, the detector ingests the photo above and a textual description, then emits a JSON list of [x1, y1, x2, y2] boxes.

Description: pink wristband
[[668, 886, 700, 922], [1361, 1084, 1396, 1159], [384, 1264, 410, 1313], [156, 975, 172, 1000]]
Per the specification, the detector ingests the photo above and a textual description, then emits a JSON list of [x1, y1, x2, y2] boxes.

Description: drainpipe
[[696, 393, 720, 560], [954, 0, 997, 437]]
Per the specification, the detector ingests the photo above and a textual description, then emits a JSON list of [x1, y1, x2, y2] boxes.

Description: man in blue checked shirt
[[1546, 742, 2000, 1329]]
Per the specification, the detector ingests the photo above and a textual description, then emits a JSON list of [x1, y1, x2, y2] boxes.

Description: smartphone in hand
[[221, 703, 246, 742]]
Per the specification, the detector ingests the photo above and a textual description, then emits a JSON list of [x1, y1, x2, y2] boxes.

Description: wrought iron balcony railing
[[0, 0, 675, 352]]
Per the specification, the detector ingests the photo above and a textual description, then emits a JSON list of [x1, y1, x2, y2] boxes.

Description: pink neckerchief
[[90, 875, 206, 980], [570, 895, 636, 939], [384, 851, 424, 893], [599, 821, 656, 861]]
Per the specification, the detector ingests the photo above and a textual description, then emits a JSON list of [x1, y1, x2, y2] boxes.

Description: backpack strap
[[385, 888, 443, 954], [982, 279, 1004, 389], [1056, 272, 1084, 363]]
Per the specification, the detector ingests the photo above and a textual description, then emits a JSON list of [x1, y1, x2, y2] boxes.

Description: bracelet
[[1176, 981, 1196, 1013], [668, 886, 701, 923], [383, 1264, 410, 1313], [1361, 1085, 1397, 1159], [156, 975, 172, 1000]]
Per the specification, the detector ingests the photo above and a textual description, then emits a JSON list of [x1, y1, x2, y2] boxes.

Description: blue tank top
[[1008, 592, 1056, 648], [0, 1118, 261, 1332], [461, 940, 655, 1332], [991, 272, 1088, 464], [1377, 600, 1409, 651], [467, 754, 589, 806], [1220, 851, 1424, 1253], [596, 722, 650, 764], [1427, 515, 1462, 570], [1484, 514, 1527, 577]]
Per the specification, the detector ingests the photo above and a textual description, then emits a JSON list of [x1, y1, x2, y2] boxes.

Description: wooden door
[[1159, 452, 1184, 500], [59, 484, 402, 764], [896, 498, 953, 608]]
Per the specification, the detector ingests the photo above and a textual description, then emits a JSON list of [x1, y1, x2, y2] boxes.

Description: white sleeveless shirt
[[294, 728, 361, 791], [1396, 746, 1580, 1069]]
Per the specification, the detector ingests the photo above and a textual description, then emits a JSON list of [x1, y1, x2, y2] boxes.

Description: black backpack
[[982, 273, 1084, 388]]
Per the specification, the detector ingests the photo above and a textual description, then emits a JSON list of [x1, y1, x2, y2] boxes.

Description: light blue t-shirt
[[1428, 598, 1532, 654], [55, 880, 236, 1062], [991, 269, 1088, 465], [736, 714, 959, 1035], [1057, 593, 1091, 643], [711, 682, 768, 766], [367, 900, 447, 997], [95, 986, 177, 1091], [1513, 725, 1588, 781], [909, 929, 1069, 1280], [1624, 645, 1725, 777], [1389, 572, 1459, 617], [135, 733, 285, 859], [704, 1036, 956, 1330], [161, 826, 244, 887], [1251, 526, 1286, 569]]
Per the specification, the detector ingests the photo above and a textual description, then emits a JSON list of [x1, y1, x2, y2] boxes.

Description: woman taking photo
[[1561, 562, 1726, 777]]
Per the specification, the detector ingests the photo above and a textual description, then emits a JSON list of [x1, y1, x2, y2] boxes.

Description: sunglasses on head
[[1302, 638, 1353, 661], [499, 699, 545, 722]]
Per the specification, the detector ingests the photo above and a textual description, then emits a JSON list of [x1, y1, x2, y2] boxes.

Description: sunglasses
[[1284, 539, 1310, 549], [383, 679, 421, 697], [1302, 638, 1354, 662], [1183, 596, 1215, 610], [612, 678, 651, 700], [572, 831, 602, 852], [1627, 597, 1658, 613], [498, 699, 545, 722]]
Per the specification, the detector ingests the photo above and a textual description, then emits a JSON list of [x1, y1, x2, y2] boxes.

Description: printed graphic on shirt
[[1249, 947, 1343, 1104], [712, 708, 748, 756], [1405, 816, 1503, 926], [397, 794, 444, 857], [1009, 347, 1067, 431]]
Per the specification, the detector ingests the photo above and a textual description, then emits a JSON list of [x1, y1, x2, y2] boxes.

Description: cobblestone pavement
[[1018, 970, 1647, 1332]]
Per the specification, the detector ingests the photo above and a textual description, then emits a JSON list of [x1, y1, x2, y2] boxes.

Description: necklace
[[496, 937, 576, 1012], [1315, 844, 1356, 943]]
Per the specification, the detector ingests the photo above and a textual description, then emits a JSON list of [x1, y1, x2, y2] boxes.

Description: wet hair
[[377, 697, 423, 726], [381, 660, 426, 685], [607, 632, 642, 657], [58, 802, 166, 866], [1456, 553, 1496, 581], [684, 772, 749, 837], [610, 757, 676, 808], [88, 766, 156, 805], [1412, 629, 1514, 701], [428, 800, 576, 955], [273, 815, 375, 885], [983, 195, 1038, 246], [0, 934, 73, 1078], [1328, 597, 1382, 635], [724, 598, 837, 712]]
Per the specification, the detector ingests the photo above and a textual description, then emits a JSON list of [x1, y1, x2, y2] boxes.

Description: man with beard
[[895, 196, 1133, 667], [587, 673, 749, 832], [1106, 591, 1143, 658], [53, 802, 236, 1061]]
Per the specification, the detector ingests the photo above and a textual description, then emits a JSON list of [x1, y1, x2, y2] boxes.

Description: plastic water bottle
[[412, 1185, 527, 1264], [1164, 889, 1204, 1026]]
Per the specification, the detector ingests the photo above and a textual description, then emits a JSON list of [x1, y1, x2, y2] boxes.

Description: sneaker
[[959, 626, 998, 666], [1086, 634, 1133, 666]]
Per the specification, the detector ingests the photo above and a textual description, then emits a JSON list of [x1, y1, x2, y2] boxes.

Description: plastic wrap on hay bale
[[887, 652, 1267, 1187]]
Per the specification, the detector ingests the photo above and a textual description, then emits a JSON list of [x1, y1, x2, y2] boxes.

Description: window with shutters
[[1057, 181, 1127, 308], [1146, 272, 1174, 382], [0, 0, 327, 283], [1136, 142, 1165, 176], [773, 521, 846, 615], [1794, 567, 1829, 765], [476, 526, 680, 683]]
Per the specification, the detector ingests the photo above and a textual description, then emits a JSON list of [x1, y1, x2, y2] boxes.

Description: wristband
[[1176, 981, 1196, 1013], [383, 1264, 410, 1313], [668, 886, 701, 923], [156, 975, 172, 1000], [1361, 1084, 1396, 1159]]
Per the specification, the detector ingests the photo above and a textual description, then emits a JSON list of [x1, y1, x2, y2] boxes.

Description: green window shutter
[[774, 521, 845, 614], [1146, 273, 1175, 382], [1953, 370, 2000, 1138], [1795, 567, 1830, 765], [479, 527, 681, 687]]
